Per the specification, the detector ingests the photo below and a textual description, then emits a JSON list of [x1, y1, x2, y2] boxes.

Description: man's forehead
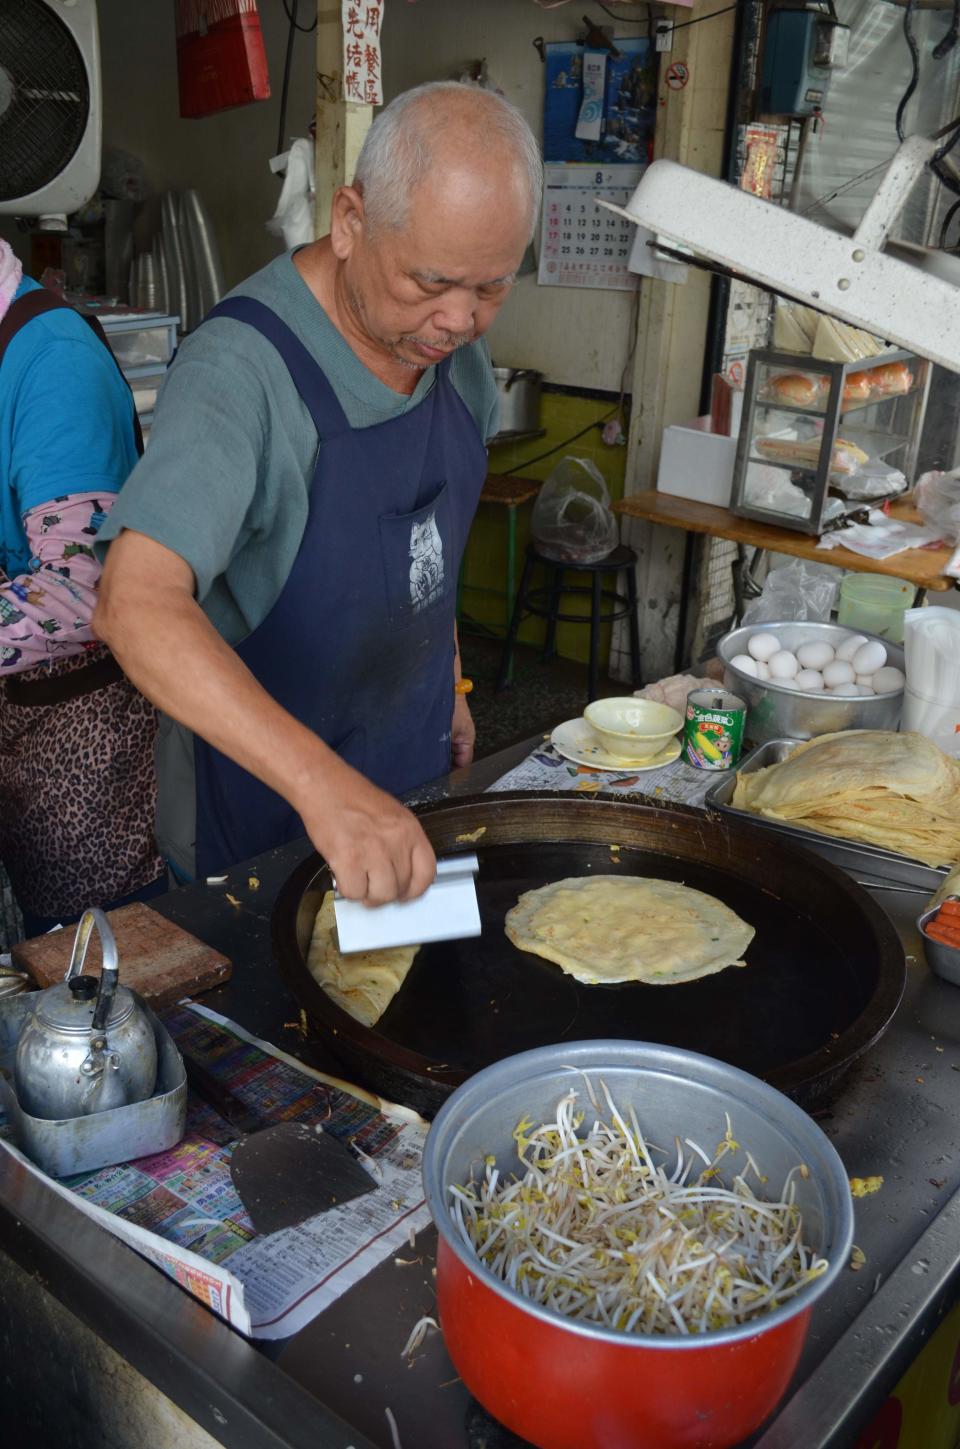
[[410, 266, 517, 287]]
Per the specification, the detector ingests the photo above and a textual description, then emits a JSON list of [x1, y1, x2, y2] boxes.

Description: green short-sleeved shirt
[[97, 250, 499, 642], [96, 250, 498, 880]]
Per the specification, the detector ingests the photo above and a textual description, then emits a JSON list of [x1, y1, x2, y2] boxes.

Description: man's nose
[[433, 289, 475, 337]]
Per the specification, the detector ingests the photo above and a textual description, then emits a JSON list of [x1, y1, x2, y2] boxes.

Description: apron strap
[[204, 296, 353, 439]]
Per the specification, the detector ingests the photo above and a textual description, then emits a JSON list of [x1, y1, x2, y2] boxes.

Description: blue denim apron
[[193, 297, 487, 876]]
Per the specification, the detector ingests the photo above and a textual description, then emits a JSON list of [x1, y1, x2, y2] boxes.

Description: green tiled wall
[[461, 391, 629, 666]]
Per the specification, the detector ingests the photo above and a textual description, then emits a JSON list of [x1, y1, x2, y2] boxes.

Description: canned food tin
[[682, 688, 746, 770]]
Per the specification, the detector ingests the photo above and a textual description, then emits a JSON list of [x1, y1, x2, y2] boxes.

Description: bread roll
[[765, 372, 825, 406]]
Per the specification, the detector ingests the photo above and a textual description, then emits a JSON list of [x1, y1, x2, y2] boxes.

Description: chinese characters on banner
[[341, 1, 384, 105]]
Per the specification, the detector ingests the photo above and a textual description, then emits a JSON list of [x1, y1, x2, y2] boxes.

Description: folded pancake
[[732, 730, 960, 868], [504, 875, 755, 986], [306, 890, 419, 1027]]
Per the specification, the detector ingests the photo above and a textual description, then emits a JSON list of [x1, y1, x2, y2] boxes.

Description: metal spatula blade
[[333, 853, 481, 954]]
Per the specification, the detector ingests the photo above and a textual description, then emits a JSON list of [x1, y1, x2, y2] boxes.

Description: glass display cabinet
[[730, 347, 931, 535]]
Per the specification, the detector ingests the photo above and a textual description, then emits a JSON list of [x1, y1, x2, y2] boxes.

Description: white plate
[[550, 718, 682, 772]]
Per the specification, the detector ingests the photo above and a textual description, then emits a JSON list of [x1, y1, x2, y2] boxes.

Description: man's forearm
[[95, 568, 334, 814]]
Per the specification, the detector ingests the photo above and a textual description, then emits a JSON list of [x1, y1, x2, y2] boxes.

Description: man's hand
[[451, 692, 476, 768], [296, 755, 436, 904]]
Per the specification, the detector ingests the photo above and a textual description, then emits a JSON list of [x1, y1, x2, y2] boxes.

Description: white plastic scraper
[[333, 854, 481, 954]]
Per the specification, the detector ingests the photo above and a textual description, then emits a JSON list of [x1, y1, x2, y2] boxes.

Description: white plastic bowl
[[583, 697, 683, 759]]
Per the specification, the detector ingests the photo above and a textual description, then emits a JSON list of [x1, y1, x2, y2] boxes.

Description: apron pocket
[[378, 481, 452, 626]]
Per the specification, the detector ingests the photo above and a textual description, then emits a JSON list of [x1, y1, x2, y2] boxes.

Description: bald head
[[353, 82, 543, 241]]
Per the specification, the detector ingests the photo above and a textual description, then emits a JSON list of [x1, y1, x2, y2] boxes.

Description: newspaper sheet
[[487, 739, 719, 810], [0, 1002, 429, 1340]]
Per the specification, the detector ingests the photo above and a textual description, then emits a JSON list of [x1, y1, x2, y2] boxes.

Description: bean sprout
[[449, 1085, 827, 1336]]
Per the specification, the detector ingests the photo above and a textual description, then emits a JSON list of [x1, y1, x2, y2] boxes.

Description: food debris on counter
[[455, 826, 487, 844], [849, 1245, 867, 1272], [385, 1405, 404, 1449], [206, 874, 228, 885], [401, 1315, 439, 1359], [225, 893, 242, 909], [248, 875, 260, 891], [850, 1176, 884, 1198]]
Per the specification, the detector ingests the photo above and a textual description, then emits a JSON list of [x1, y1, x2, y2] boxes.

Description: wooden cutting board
[[11, 902, 232, 1008]]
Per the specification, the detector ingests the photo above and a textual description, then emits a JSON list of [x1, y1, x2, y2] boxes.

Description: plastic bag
[[741, 559, 838, 626], [267, 138, 315, 250], [530, 456, 619, 564], [914, 467, 960, 545]]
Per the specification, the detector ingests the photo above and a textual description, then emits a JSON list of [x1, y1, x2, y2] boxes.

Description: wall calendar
[[538, 164, 643, 292]]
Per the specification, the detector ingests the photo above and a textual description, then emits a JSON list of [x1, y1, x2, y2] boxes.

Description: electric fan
[[0, 0, 101, 220]]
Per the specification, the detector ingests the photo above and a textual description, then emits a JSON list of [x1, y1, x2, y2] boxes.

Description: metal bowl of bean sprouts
[[422, 1039, 854, 1449]]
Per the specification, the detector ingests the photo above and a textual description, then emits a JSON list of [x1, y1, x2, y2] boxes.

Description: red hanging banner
[[175, 0, 271, 120]]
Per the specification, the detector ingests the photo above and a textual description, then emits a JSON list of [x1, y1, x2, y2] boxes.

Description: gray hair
[[353, 81, 543, 239]]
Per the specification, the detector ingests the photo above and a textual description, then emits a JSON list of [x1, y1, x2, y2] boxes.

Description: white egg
[[768, 649, 799, 680], [796, 641, 835, 672], [852, 640, 887, 676], [827, 683, 857, 695], [872, 665, 906, 694], [835, 633, 869, 663], [855, 674, 874, 689], [857, 684, 875, 695], [795, 669, 825, 691], [730, 653, 759, 677], [747, 631, 781, 662], [822, 659, 855, 688], [756, 660, 771, 680]]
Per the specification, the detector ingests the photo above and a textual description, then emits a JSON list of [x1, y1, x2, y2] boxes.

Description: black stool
[[495, 542, 642, 703]]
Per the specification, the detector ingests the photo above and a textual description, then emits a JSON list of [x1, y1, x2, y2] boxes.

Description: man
[[95, 82, 541, 906]]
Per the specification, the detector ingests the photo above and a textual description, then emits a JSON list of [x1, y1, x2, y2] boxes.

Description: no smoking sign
[[666, 61, 689, 90]]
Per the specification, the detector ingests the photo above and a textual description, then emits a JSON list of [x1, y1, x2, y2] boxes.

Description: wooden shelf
[[612, 490, 956, 591]]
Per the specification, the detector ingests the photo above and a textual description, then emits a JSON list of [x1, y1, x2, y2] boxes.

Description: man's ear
[[330, 184, 366, 260]]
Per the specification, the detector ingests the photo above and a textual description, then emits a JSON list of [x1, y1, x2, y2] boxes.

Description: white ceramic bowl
[[583, 697, 683, 759]]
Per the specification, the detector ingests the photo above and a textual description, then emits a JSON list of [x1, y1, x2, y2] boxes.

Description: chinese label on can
[[682, 689, 746, 771]]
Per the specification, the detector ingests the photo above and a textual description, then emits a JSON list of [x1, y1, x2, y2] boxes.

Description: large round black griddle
[[272, 792, 905, 1117]]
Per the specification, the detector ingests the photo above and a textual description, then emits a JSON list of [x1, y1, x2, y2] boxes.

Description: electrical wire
[[895, 0, 921, 144], [933, 0, 960, 60], [938, 196, 960, 248], [488, 406, 619, 477], [669, 2, 738, 34], [282, 0, 317, 31], [277, 0, 311, 159], [596, 1, 650, 23]]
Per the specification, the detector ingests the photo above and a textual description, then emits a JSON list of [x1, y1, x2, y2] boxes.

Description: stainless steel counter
[[2, 737, 959, 1449]]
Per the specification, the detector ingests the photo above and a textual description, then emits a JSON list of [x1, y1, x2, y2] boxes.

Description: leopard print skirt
[[0, 644, 164, 918]]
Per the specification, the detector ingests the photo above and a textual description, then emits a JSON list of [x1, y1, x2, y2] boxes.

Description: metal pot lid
[[33, 976, 137, 1035]]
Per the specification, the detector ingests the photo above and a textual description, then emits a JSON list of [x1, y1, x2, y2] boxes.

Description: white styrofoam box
[[656, 417, 738, 507]]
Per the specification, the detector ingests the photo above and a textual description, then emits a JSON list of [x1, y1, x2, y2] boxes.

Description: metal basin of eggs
[[718, 620, 906, 745]]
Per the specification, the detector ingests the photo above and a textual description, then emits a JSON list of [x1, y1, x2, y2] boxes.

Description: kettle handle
[[65, 908, 120, 1035]]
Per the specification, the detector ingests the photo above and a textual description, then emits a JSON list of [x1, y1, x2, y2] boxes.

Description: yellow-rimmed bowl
[[583, 697, 683, 760]]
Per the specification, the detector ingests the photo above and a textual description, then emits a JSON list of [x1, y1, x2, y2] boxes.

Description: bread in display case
[[730, 348, 930, 535]]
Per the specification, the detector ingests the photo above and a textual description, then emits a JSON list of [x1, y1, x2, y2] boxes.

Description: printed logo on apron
[[409, 511, 444, 613]]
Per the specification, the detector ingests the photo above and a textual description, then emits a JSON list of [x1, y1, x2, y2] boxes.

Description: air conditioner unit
[[0, 0, 102, 221]]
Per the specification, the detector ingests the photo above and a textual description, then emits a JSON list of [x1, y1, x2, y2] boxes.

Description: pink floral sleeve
[[0, 491, 115, 673]]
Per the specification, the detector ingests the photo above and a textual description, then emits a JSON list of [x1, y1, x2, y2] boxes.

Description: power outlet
[[655, 21, 673, 52]]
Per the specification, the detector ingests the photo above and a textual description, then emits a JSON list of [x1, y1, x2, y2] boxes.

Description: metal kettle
[[14, 908, 158, 1121]]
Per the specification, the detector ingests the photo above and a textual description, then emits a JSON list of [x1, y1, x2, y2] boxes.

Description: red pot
[[422, 1042, 854, 1449], [437, 1235, 811, 1449]]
